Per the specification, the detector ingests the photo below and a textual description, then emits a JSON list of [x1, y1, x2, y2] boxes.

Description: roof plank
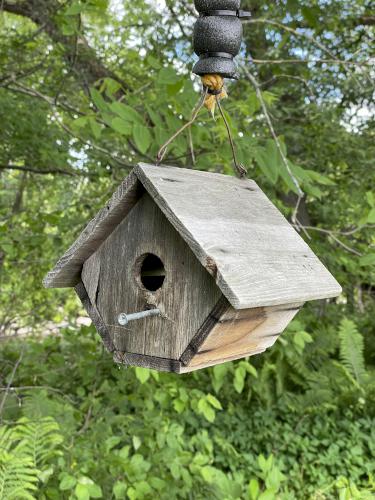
[[44, 163, 341, 309], [135, 163, 341, 308]]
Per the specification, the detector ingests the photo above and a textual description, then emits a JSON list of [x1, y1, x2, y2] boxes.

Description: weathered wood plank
[[74, 281, 115, 353], [179, 348, 266, 373], [135, 163, 342, 309], [181, 302, 303, 370], [82, 251, 101, 305], [44, 172, 142, 288], [88, 192, 221, 360], [113, 351, 182, 373], [180, 295, 230, 366]]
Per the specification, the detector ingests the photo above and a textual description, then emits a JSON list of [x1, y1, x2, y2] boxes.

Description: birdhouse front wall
[[80, 191, 222, 360]]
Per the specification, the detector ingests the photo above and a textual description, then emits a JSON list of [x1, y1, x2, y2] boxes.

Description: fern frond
[[14, 417, 63, 467], [338, 319, 366, 384], [0, 417, 63, 500], [0, 454, 38, 500]]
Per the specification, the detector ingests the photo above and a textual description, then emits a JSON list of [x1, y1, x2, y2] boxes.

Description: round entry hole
[[139, 254, 166, 292]]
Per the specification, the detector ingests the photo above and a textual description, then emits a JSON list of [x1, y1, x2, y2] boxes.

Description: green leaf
[[212, 364, 229, 393], [200, 466, 217, 483], [258, 491, 277, 500], [113, 481, 127, 499], [146, 105, 163, 127], [105, 436, 121, 452], [197, 398, 216, 422], [135, 367, 150, 384], [248, 478, 259, 500], [59, 474, 77, 491], [90, 88, 108, 112], [359, 253, 375, 267], [366, 208, 375, 223], [87, 483, 102, 498], [254, 141, 280, 184], [65, 2, 84, 15], [247, 91, 261, 115], [366, 191, 375, 207], [75, 483, 90, 500], [301, 6, 318, 27], [132, 436, 141, 450], [111, 117, 132, 136], [72, 116, 89, 129], [89, 119, 102, 139], [110, 102, 142, 123], [132, 124, 152, 154], [206, 393, 222, 410], [305, 170, 335, 186], [234, 365, 246, 394], [113, 481, 127, 500], [102, 77, 122, 96], [157, 67, 180, 85]]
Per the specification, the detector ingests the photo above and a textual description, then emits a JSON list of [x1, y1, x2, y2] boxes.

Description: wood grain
[[181, 302, 303, 370], [44, 172, 142, 288], [83, 192, 221, 360], [74, 281, 115, 353], [135, 163, 342, 309], [114, 352, 182, 373]]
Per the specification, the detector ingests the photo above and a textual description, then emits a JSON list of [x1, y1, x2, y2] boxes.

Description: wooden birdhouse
[[44, 164, 341, 373]]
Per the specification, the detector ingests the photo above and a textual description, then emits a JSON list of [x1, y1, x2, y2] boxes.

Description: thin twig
[[156, 88, 208, 164], [0, 385, 77, 405], [248, 58, 372, 67], [216, 97, 247, 178], [243, 18, 366, 87], [188, 126, 196, 165], [242, 66, 303, 205], [294, 223, 363, 256], [260, 73, 316, 101], [0, 164, 90, 177], [0, 345, 25, 420]]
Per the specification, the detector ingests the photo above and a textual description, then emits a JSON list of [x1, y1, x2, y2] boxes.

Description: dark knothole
[[139, 254, 166, 292]]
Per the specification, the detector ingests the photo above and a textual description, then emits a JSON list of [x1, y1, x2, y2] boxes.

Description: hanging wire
[[156, 79, 247, 179], [156, 87, 208, 165], [215, 96, 247, 178]]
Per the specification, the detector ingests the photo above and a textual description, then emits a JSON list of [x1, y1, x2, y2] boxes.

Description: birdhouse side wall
[[180, 301, 304, 372]]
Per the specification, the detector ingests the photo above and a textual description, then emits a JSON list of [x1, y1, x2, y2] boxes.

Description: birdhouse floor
[[75, 279, 302, 373]]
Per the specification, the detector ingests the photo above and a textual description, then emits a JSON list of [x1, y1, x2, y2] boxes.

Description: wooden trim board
[[44, 173, 142, 288], [74, 281, 116, 353]]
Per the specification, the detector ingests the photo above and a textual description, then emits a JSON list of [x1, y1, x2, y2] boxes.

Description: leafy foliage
[[0, 324, 374, 499], [0, 0, 374, 498]]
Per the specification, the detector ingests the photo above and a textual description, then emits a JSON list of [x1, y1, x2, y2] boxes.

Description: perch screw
[[118, 309, 161, 326]]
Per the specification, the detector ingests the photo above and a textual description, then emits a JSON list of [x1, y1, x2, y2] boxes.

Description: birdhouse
[[44, 164, 341, 373]]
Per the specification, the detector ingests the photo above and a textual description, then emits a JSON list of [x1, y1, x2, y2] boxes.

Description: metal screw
[[118, 308, 161, 326]]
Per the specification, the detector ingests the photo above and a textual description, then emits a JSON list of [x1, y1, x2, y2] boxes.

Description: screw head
[[118, 313, 128, 326]]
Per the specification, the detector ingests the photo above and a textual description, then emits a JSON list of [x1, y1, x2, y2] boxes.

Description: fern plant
[[0, 417, 63, 500], [338, 318, 366, 384]]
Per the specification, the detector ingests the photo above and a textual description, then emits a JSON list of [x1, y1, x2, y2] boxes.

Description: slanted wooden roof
[[44, 163, 341, 309]]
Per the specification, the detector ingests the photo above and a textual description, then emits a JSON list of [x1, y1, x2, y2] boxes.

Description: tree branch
[[357, 15, 375, 26], [0, 345, 24, 421], [0, 164, 87, 177], [242, 66, 304, 204], [2, 0, 129, 92]]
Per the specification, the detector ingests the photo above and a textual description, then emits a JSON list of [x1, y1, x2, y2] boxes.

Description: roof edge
[[43, 171, 142, 288]]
